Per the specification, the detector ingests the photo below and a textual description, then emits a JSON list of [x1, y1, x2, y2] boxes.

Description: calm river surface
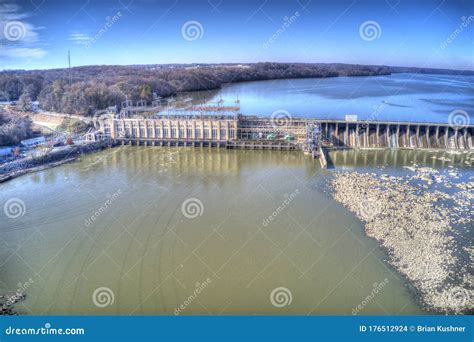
[[187, 73, 474, 123], [2, 147, 472, 315]]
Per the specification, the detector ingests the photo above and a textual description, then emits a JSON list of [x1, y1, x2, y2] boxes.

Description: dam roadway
[[92, 114, 474, 151]]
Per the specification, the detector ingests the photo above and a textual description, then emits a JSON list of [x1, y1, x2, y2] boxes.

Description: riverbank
[[330, 168, 473, 314], [0, 141, 109, 183]]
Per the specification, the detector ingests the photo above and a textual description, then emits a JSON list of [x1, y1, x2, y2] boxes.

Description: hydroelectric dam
[[89, 104, 473, 168]]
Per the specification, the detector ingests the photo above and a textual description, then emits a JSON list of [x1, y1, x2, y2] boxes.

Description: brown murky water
[[5, 147, 465, 315]]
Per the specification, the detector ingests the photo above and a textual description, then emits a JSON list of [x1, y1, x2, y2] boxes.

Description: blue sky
[[0, 0, 473, 70]]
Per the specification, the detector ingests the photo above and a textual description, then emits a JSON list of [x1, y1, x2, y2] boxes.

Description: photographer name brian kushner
[[416, 325, 466, 333]]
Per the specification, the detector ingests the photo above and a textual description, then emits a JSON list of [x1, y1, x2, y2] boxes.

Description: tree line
[[0, 62, 471, 116]]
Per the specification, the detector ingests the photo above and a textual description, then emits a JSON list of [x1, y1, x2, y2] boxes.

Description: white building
[[0, 147, 12, 157], [20, 136, 46, 147]]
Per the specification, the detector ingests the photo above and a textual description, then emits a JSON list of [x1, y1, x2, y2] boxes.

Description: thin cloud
[[0, 47, 47, 58], [0, 3, 29, 20], [0, 2, 46, 59], [68, 32, 93, 45]]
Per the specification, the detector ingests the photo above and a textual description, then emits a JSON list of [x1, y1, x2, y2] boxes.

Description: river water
[[1, 146, 472, 315], [1, 73, 473, 315], [186, 73, 474, 123]]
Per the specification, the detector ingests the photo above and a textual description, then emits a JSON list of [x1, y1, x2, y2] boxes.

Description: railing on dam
[[92, 114, 474, 151]]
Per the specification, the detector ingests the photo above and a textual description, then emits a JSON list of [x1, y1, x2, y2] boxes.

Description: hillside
[[1, 62, 472, 116]]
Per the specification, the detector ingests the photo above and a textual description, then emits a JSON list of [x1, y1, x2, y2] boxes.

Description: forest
[[0, 62, 472, 116], [0, 110, 33, 145]]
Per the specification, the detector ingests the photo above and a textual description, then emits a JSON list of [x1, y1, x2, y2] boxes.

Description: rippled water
[[3, 147, 472, 315], [188, 73, 474, 123]]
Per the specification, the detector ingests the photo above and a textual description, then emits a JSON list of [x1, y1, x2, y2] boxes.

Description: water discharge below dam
[[1, 147, 472, 315]]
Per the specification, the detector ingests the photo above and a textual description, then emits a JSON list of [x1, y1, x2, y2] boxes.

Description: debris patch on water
[[330, 166, 473, 314]]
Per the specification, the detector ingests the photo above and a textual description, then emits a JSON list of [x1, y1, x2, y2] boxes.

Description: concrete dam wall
[[93, 114, 474, 151]]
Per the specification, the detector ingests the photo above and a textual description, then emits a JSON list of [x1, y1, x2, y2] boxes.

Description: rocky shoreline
[[0, 141, 109, 183], [330, 167, 473, 314]]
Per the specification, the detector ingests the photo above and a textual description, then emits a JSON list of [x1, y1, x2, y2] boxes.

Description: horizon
[[2, 61, 474, 73], [1, 0, 473, 71]]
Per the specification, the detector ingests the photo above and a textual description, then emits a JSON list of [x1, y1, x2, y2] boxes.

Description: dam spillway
[[320, 120, 473, 150], [93, 114, 474, 151]]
